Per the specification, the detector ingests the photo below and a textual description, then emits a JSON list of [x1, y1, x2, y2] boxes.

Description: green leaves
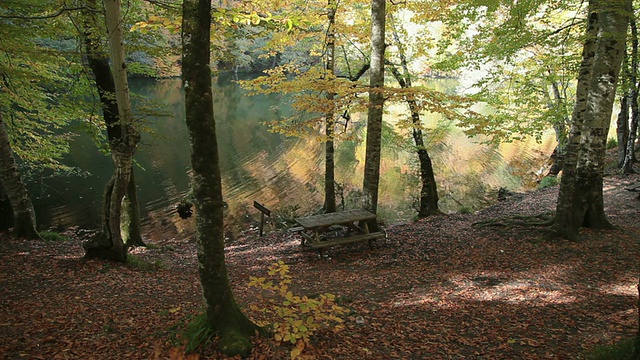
[[247, 261, 348, 359]]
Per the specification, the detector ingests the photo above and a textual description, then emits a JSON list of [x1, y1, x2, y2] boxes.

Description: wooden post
[[253, 201, 271, 236]]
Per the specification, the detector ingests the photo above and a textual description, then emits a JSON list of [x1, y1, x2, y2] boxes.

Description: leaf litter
[[0, 173, 638, 359]]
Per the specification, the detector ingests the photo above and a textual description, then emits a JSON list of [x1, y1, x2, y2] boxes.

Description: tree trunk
[[362, 0, 386, 217], [182, 0, 258, 356], [82, 0, 143, 249], [324, 0, 337, 214], [553, 0, 630, 240], [617, 51, 630, 167], [0, 111, 41, 240], [622, 17, 638, 174], [388, 16, 439, 218], [83, 0, 139, 262], [546, 81, 569, 177], [123, 170, 145, 247]]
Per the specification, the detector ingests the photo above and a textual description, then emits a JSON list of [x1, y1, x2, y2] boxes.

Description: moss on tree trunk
[[182, 0, 258, 355]]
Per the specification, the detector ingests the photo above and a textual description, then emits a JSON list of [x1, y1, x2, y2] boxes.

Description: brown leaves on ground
[[1, 173, 639, 359]]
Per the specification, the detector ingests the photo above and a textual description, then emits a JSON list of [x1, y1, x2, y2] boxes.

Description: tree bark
[[553, 0, 631, 240], [83, 0, 139, 262], [182, 0, 258, 356], [362, 0, 386, 218], [0, 111, 41, 240], [388, 17, 439, 218], [546, 80, 569, 177], [622, 15, 639, 174], [82, 2, 143, 251], [616, 50, 630, 167], [123, 170, 145, 247], [324, 0, 337, 214]]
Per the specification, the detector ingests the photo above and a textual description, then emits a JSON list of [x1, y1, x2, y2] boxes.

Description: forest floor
[[1, 172, 639, 359]]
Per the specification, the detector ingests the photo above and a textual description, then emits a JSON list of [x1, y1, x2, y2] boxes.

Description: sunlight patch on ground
[[393, 265, 578, 307], [598, 282, 638, 297]]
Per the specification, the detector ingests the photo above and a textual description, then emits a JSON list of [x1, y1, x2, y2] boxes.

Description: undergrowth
[[586, 337, 637, 360], [126, 254, 165, 271], [248, 261, 348, 359], [39, 231, 69, 242]]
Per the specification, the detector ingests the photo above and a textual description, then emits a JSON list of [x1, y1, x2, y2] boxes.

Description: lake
[[28, 74, 555, 235]]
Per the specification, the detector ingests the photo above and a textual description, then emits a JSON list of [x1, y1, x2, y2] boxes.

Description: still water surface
[[29, 75, 555, 233]]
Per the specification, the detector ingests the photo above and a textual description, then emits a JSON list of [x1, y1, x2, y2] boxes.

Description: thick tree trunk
[[362, 0, 385, 216], [622, 17, 638, 174], [182, 0, 258, 356], [553, 0, 630, 240], [0, 111, 41, 240], [324, 0, 337, 214]]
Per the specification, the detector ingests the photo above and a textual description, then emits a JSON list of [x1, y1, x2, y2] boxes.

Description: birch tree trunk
[[553, 0, 631, 240], [362, 0, 385, 218], [0, 111, 41, 240], [182, 0, 258, 356]]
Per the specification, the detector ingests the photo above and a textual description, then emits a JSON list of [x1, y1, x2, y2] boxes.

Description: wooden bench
[[306, 231, 386, 250], [287, 226, 305, 233], [293, 209, 383, 256]]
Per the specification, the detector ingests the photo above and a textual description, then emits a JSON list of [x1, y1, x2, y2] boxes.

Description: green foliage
[[606, 137, 618, 150], [0, 2, 87, 172], [433, 0, 584, 145], [181, 313, 215, 354], [585, 337, 638, 360], [459, 206, 473, 214], [537, 175, 559, 189], [39, 231, 69, 242], [248, 261, 347, 359], [126, 254, 165, 271]]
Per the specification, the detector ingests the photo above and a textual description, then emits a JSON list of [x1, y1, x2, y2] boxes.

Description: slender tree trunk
[[546, 81, 569, 177], [182, 0, 258, 356], [362, 0, 386, 217], [388, 17, 439, 218], [83, 0, 139, 262], [553, 0, 630, 240], [623, 17, 638, 174], [324, 0, 337, 213], [82, 0, 143, 252], [617, 51, 630, 167], [0, 111, 41, 240]]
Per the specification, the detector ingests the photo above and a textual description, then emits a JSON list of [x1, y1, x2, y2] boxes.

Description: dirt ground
[[0, 172, 639, 359]]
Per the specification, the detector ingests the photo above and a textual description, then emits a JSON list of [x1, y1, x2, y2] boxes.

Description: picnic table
[[293, 209, 386, 254]]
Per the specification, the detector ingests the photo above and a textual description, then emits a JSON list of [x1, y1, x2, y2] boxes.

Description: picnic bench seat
[[306, 231, 386, 249], [288, 226, 305, 233]]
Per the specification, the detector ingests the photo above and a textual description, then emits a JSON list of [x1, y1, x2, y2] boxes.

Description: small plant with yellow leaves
[[247, 261, 347, 359]]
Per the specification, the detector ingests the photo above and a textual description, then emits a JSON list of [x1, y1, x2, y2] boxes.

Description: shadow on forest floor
[[0, 173, 639, 359]]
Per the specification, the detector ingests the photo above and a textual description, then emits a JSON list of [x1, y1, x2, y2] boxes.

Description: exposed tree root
[[472, 212, 555, 228]]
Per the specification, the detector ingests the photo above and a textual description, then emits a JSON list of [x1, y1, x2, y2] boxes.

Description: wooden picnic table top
[[294, 209, 377, 229]]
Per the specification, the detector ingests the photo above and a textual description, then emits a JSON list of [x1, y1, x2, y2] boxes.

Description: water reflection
[[29, 75, 553, 236]]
